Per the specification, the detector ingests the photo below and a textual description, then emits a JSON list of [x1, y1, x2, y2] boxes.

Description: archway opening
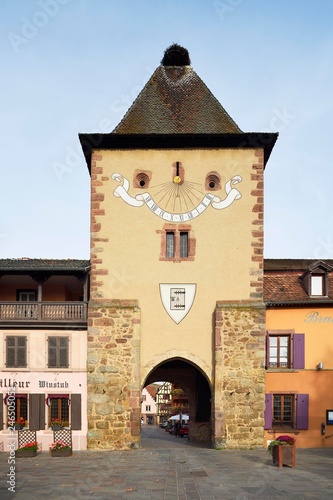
[[142, 358, 212, 445]]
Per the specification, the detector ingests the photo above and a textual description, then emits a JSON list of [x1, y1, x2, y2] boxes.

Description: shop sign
[[304, 311, 333, 323]]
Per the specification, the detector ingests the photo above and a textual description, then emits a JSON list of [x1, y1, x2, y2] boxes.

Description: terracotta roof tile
[[264, 259, 333, 305]]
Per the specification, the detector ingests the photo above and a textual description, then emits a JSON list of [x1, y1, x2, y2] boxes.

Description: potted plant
[[13, 417, 26, 430], [49, 441, 72, 457], [268, 435, 296, 468], [50, 418, 64, 430], [16, 441, 38, 458]]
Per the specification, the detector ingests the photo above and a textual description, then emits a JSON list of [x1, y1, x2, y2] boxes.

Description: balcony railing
[[0, 302, 87, 323]]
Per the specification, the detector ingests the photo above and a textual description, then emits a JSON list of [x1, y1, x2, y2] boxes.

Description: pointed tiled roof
[[79, 45, 278, 171], [113, 65, 242, 135]]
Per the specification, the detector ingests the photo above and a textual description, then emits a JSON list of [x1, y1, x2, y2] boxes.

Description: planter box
[[16, 450, 37, 458], [272, 445, 296, 468], [51, 449, 72, 457]]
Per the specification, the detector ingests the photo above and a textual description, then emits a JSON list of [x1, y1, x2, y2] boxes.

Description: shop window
[[5, 394, 28, 427], [159, 225, 195, 261], [45, 394, 82, 430], [266, 331, 304, 369], [48, 395, 70, 427], [48, 336, 69, 368], [6, 336, 27, 368], [264, 393, 309, 430]]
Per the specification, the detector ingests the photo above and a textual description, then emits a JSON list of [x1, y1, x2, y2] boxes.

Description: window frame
[[48, 395, 70, 428], [268, 334, 291, 368], [310, 274, 325, 296], [273, 394, 295, 428], [265, 393, 309, 430], [16, 289, 37, 301], [266, 330, 304, 370], [5, 394, 28, 427], [6, 336, 27, 368], [158, 224, 195, 261], [47, 336, 69, 369]]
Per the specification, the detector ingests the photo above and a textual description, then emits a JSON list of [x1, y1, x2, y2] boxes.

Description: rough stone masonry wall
[[213, 301, 266, 449], [87, 299, 141, 450]]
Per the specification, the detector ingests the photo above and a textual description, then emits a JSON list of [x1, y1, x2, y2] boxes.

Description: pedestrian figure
[[175, 421, 181, 437]]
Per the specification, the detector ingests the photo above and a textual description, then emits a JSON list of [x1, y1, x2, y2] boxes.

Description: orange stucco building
[[264, 259, 333, 448]]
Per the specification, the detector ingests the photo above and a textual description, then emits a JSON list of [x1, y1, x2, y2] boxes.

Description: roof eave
[[79, 132, 278, 174], [265, 300, 333, 307]]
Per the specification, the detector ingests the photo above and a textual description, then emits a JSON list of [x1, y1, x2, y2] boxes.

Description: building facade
[[2, 46, 331, 452], [141, 384, 158, 425], [80, 44, 277, 450], [0, 259, 89, 451], [264, 259, 333, 449]]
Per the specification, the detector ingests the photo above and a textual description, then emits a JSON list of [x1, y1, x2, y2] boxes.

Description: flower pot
[[16, 450, 37, 457], [51, 426, 63, 431], [50, 448, 72, 457], [15, 425, 23, 430], [272, 445, 296, 468]]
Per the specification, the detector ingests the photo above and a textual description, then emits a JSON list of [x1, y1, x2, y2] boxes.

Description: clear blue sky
[[1, 0, 332, 259]]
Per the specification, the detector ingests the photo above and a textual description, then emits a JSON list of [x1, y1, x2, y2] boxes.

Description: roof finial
[[161, 44, 191, 66]]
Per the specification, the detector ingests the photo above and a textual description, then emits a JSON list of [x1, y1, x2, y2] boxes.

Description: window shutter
[[296, 394, 309, 429], [71, 394, 81, 430], [39, 394, 45, 430], [0, 394, 3, 430], [17, 337, 27, 367], [6, 337, 15, 367], [264, 394, 272, 429], [293, 334, 305, 369], [29, 394, 44, 430], [59, 337, 69, 368], [48, 337, 57, 368]]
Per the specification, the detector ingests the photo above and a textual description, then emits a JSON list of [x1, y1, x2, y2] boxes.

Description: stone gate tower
[[80, 45, 277, 450]]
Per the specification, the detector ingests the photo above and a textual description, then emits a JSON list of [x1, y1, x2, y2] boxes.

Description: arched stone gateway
[[144, 358, 212, 444], [82, 45, 277, 451]]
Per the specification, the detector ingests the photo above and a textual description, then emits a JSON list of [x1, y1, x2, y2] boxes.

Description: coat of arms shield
[[159, 283, 197, 324]]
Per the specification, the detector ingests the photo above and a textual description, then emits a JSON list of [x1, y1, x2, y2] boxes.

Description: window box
[[16, 450, 37, 458]]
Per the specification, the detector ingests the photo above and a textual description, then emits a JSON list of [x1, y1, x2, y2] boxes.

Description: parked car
[[179, 425, 189, 437]]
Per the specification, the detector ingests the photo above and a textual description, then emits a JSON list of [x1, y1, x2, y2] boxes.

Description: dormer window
[[311, 275, 324, 296], [300, 261, 332, 298]]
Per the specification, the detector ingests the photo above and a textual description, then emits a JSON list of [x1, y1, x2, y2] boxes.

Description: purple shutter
[[296, 394, 309, 429], [265, 333, 269, 369], [293, 334, 305, 369], [264, 394, 272, 429]]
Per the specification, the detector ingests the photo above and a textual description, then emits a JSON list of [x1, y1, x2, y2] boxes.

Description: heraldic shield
[[159, 284, 197, 324]]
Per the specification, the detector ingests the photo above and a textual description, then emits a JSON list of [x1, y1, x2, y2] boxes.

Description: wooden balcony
[[0, 302, 87, 328]]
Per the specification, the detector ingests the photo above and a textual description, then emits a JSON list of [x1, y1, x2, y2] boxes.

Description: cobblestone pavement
[[1, 426, 333, 499]]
